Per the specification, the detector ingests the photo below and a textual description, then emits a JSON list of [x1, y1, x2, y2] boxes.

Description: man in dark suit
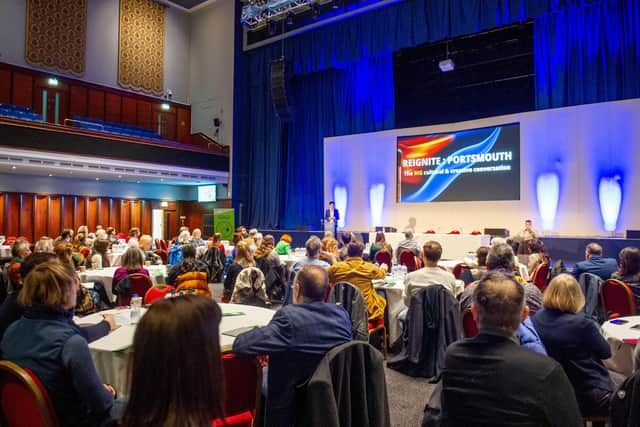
[[233, 265, 352, 427], [441, 272, 582, 426], [324, 201, 340, 236], [572, 242, 618, 280]]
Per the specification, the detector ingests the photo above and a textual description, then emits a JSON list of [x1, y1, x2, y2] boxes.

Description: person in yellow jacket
[[328, 241, 388, 320]]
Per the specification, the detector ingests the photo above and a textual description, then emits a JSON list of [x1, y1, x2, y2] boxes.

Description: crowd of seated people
[[6, 220, 640, 426]]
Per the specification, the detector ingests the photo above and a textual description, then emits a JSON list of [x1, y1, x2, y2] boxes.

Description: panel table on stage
[[371, 232, 491, 260], [85, 303, 275, 396]]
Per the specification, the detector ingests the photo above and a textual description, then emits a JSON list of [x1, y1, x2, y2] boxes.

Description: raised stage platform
[[259, 229, 640, 264]]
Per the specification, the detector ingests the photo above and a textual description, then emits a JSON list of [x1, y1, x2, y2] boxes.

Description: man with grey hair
[[396, 230, 420, 263], [292, 236, 331, 273], [459, 243, 546, 354], [441, 272, 582, 426], [572, 242, 618, 280]]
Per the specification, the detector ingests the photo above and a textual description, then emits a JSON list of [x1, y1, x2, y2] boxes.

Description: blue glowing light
[[599, 175, 622, 232], [536, 172, 559, 231], [369, 183, 385, 227], [333, 185, 347, 229]]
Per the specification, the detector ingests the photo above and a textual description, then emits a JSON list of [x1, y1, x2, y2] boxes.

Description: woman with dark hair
[[87, 239, 111, 269], [1, 261, 116, 426], [119, 295, 224, 427], [253, 235, 285, 300], [527, 239, 551, 276], [167, 245, 211, 297], [368, 231, 393, 262], [612, 246, 640, 309]]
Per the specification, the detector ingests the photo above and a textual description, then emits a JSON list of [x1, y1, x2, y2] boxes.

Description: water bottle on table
[[130, 293, 142, 324]]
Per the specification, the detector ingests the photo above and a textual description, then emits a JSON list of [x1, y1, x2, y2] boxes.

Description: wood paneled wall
[[0, 192, 153, 243], [0, 63, 191, 145]]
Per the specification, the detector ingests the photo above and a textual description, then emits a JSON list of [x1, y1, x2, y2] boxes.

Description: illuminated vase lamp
[[598, 175, 622, 232], [536, 173, 560, 231], [369, 184, 385, 228], [333, 186, 347, 229]]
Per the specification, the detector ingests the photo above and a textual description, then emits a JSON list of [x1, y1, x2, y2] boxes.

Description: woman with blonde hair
[[223, 241, 255, 302], [321, 235, 339, 264], [1, 261, 116, 426], [532, 274, 613, 417]]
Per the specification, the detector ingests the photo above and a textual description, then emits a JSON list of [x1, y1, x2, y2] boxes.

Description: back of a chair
[[0, 361, 59, 427], [399, 250, 418, 272], [327, 282, 369, 341], [154, 249, 168, 264], [461, 308, 478, 338], [452, 263, 472, 280], [221, 353, 261, 424], [144, 285, 175, 304], [578, 273, 604, 321], [119, 273, 153, 306], [601, 279, 637, 318], [530, 263, 549, 292], [374, 250, 392, 267], [297, 341, 390, 427]]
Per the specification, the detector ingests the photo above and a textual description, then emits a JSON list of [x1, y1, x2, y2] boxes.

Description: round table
[[87, 303, 275, 396], [601, 316, 640, 377], [80, 265, 168, 303]]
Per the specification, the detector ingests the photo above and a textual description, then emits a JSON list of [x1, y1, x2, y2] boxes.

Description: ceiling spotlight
[[286, 12, 294, 26], [11, 165, 16, 169], [48, 173, 53, 177], [48, 77, 59, 87], [161, 103, 170, 111], [95, 177, 100, 181]]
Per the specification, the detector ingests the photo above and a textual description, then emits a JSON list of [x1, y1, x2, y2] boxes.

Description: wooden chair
[[601, 279, 637, 318], [218, 353, 262, 427], [461, 308, 478, 338], [530, 263, 549, 292], [399, 250, 419, 272], [0, 360, 59, 427]]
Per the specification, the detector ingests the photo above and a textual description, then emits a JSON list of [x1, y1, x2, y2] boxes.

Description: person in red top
[[8, 239, 31, 287]]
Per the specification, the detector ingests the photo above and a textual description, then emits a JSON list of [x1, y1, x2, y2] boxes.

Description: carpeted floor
[[385, 367, 435, 426]]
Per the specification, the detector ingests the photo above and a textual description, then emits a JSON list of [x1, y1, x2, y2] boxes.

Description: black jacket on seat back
[[387, 285, 460, 379]]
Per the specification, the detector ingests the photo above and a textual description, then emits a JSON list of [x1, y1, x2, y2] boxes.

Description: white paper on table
[[73, 313, 104, 326], [88, 325, 136, 352], [81, 282, 95, 289]]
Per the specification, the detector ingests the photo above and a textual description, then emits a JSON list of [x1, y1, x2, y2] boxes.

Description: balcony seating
[[71, 116, 164, 141], [0, 104, 42, 122]]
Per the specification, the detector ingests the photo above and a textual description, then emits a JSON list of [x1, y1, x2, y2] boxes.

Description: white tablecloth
[[278, 253, 307, 268], [80, 265, 168, 302], [370, 232, 490, 260], [374, 279, 405, 346], [438, 259, 530, 281], [0, 245, 11, 258], [601, 316, 640, 377], [88, 303, 275, 396], [106, 252, 123, 267]]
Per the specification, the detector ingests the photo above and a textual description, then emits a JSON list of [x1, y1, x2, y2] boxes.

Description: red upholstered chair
[[79, 247, 90, 258], [0, 360, 59, 427], [452, 263, 471, 280], [461, 308, 478, 338], [530, 263, 549, 292], [601, 279, 637, 319], [154, 249, 168, 264], [220, 353, 262, 427], [159, 240, 169, 251], [144, 285, 175, 304], [117, 273, 153, 306], [5, 237, 17, 245], [374, 250, 392, 267], [212, 411, 254, 427], [399, 250, 418, 272]]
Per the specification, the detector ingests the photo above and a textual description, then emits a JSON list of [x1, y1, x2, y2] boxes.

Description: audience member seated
[[368, 231, 393, 263], [460, 243, 546, 354], [167, 244, 211, 297], [292, 237, 331, 274], [233, 265, 352, 426], [0, 261, 117, 426], [230, 232, 244, 258], [243, 227, 256, 248], [396, 230, 420, 263], [275, 234, 292, 255], [441, 272, 582, 426], [113, 248, 150, 290], [612, 246, 640, 310], [209, 232, 226, 256], [34, 236, 55, 253], [95, 228, 107, 241], [127, 227, 141, 245], [470, 245, 489, 280], [139, 234, 162, 265], [106, 227, 118, 244], [572, 242, 619, 280], [8, 239, 31, 287], [168, 230, 191, 265], [527, 239, 551, 276], [533, 274, 614, 417], [231, 267, 270, 307], [54, 228, 74, 246], [54, 242, 84, 270], [338, 231, 353, 260], [86, 239, 110, 269], [402, 241, 458, 307], [190, 228, 206, 247], [320, 234, 340, 264], [117, 295, 224, 426], [253, 235, 284, 282], [0, 253, 115, 343], [223, 242, 254, 302], [328, 241, 387, 320], [74, 231, 89, 251]]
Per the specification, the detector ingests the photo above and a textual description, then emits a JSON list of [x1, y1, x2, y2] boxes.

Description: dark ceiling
[[167, 0, 211, 9]]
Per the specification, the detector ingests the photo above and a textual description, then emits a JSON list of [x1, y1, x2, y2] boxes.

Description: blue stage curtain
[[282, 54, 395, 229], [535, 0, 640, 109], [234, 0, 592, 228]]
